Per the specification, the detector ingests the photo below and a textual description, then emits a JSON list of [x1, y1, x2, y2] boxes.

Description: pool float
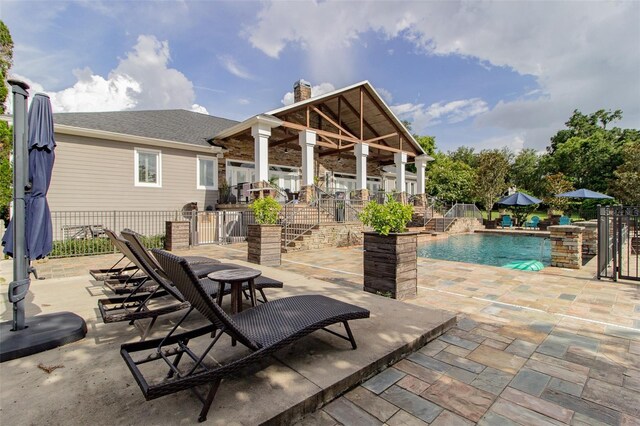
[[502, 260, 544, 271]]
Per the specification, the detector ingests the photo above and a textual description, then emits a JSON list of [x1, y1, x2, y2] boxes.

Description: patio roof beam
[[362, 89, 417, 155], [269, 134, 299, 147], [280, 120, 359, 144], [311, 106, 357, 140], [338, 95, 392, 148], [364, 132, 398, 145]]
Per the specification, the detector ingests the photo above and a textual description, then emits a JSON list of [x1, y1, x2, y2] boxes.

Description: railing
[[444, 203, 483, 220], [190, 210, 255, 245], [281, 197, 366, 248], [423, 202, 482, 233], [50, 210, 185, 258]]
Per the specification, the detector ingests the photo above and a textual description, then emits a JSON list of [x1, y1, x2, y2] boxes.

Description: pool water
[[417, 234, 551, 268]]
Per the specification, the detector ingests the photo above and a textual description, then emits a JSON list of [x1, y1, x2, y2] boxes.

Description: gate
[[191, 210, 255, 245], [597, 205, 640, 281]]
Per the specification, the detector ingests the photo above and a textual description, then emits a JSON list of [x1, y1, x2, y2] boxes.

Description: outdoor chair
[[559, 215, 571, 225], [121, 250, 370, 422], [500, 215, 513, 228], [122, 229, 283, 303], [99, 237, 283, 340], [98, 229, 152, 294], [524, 216, 540, 229]]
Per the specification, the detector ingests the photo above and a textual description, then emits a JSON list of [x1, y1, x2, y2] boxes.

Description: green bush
[[359, 196, 414, 236], [249, 197, 282, 225]]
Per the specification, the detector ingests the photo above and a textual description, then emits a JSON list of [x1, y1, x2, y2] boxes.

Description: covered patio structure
[[212, 80, 432, 205]]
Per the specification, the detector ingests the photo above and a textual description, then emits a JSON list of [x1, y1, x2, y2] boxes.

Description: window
[[197, 155, 218, 190], [135, 148, 161, 187]]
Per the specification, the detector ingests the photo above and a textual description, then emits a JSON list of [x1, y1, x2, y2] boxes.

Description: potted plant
[[247, 196, 282, 266], [359, 196, 417, 300]]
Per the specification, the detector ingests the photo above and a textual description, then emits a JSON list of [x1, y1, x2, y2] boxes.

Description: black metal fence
[[597, 205, 639, 282]]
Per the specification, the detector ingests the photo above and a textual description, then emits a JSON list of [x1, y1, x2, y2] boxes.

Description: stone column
[[574, 221, 598, 255], [251, 122, 271, 183], [549, 225, 585, 269], [165, 221, 190, 250]]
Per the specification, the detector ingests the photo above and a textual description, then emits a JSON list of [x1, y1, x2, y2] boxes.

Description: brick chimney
[[293, 79, 312, 103]]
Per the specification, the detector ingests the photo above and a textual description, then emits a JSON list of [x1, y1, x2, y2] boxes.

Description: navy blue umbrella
[[555, 188, 613, 199], [497, 192, 542, 206], [2, 93, 55, 259]]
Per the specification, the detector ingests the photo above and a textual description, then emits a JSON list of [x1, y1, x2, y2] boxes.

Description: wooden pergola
[[213, 81, 423, 163]]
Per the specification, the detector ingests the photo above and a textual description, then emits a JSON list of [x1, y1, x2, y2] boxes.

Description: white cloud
[[247, 1, 640, 150], [281, 82, 336, 105], [14, 35, 208, 114], [218, 55, 253, 80], [237, 98, 250, 105], [392, 98, 488, 130]]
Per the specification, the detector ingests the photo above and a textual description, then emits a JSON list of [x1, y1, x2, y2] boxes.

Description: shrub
[[249, 196, 282, 225], [359, 196, 413, 236], [50, 233, 165, 258]]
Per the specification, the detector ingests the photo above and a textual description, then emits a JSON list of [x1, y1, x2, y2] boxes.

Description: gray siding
[[49, 134, 219, 212]]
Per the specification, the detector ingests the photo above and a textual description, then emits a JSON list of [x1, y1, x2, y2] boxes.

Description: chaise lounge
[[121, 250, 370, 422]]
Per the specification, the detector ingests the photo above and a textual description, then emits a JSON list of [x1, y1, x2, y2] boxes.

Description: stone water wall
[[447, 218, 485, 235]]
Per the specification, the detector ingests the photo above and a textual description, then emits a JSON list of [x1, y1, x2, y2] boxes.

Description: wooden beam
[[318, 134, 338, 148], [360, 87, 364, 140], [312, 106, 357, 139], [363, 89, 418, 155], [338, 95, 391, 147], [280, 120, 360, 144], [364, 132, 397, 144]]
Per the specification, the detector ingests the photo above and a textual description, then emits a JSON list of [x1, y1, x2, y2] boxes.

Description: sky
[[1, 0, 639, 154]]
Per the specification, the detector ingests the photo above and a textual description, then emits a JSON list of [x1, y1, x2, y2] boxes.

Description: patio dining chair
[[121, 250, 370, 422], [559, 215, 571, 225], [524, 216, 540, 229], [500, 215, 513, 228]]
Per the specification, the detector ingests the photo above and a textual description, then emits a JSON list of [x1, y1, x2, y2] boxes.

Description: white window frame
[[134, 147, 162, 188], [197, 155, 219, 190]]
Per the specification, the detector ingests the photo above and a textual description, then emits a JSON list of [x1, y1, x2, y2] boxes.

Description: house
[[37, 80, 431, 213]]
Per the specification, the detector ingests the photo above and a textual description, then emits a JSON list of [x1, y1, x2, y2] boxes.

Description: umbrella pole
[[8, 80, 30, 331]]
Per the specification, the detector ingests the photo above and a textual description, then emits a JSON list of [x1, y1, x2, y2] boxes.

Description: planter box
[[363, 232, 418, 301], [484, 220, 497, 229], [247, 224, 282, 267]]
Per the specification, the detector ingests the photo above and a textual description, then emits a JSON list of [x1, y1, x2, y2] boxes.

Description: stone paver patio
[[2, 241, 639, 425]]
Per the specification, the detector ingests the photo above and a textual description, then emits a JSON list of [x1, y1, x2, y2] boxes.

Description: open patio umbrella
[[497, 192, 542, 206], [1, 82, 85, 362], [555, 188, 613, 199]]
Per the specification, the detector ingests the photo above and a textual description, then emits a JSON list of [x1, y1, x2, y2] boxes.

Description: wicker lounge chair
[[121, 250, 370, 422], [98, 229, 152, 294], [100, 237, 283, 339], [121, 228, 283, 303]]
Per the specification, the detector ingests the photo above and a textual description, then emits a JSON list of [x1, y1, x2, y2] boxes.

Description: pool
[[417, 233, 551, 268]]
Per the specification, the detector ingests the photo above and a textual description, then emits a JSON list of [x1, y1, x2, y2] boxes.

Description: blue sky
[[2, 0, 639, 153]]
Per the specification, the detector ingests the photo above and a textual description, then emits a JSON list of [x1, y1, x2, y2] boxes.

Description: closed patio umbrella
[[555, 188, 613, 199], [0, 83, 85, 363], [497, 192, 542, 206]]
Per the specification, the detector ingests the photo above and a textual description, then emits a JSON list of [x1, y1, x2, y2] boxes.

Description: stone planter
[[247, 224, 282, 266], [165, 221, 190, 250], [484, 219, 497, 229], [363, 231, 418, 300]]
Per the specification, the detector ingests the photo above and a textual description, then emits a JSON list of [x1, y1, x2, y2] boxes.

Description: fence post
[[112, 211, 117, 253]]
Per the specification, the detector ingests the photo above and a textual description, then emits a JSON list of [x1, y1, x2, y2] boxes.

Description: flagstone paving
[[4, 241, 640, 425]]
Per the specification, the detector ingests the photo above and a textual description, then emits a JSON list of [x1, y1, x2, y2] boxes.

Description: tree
[[448, 146, 477, 168], [543, 173, 574, 213], [425, 152, 476, 203], [0, 20, 13, 221], [473, 149, 510, 220], [609, 141, 640, 205], [406, 133, 436, 173], [546, 109, 632, 192], [510, 149, 541, 195]]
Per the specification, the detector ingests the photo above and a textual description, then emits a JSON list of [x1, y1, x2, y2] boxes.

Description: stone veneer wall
[[573, 220, 598, 255], [284, 222, 363, 252], [165, 221, 190, 250], [447, 218, 484, 234], [549, 225, 584, 269]]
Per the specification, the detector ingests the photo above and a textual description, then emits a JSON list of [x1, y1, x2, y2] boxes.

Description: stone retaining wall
[[284, 222, 363, 252], [447, 218, 484, 234], [573, 220, 597, 255]]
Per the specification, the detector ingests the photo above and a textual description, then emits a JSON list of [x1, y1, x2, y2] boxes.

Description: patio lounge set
[[92, 229, 370, 422]]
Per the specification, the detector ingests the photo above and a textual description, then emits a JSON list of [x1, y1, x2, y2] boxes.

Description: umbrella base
[[0, 312, 87, 363]]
